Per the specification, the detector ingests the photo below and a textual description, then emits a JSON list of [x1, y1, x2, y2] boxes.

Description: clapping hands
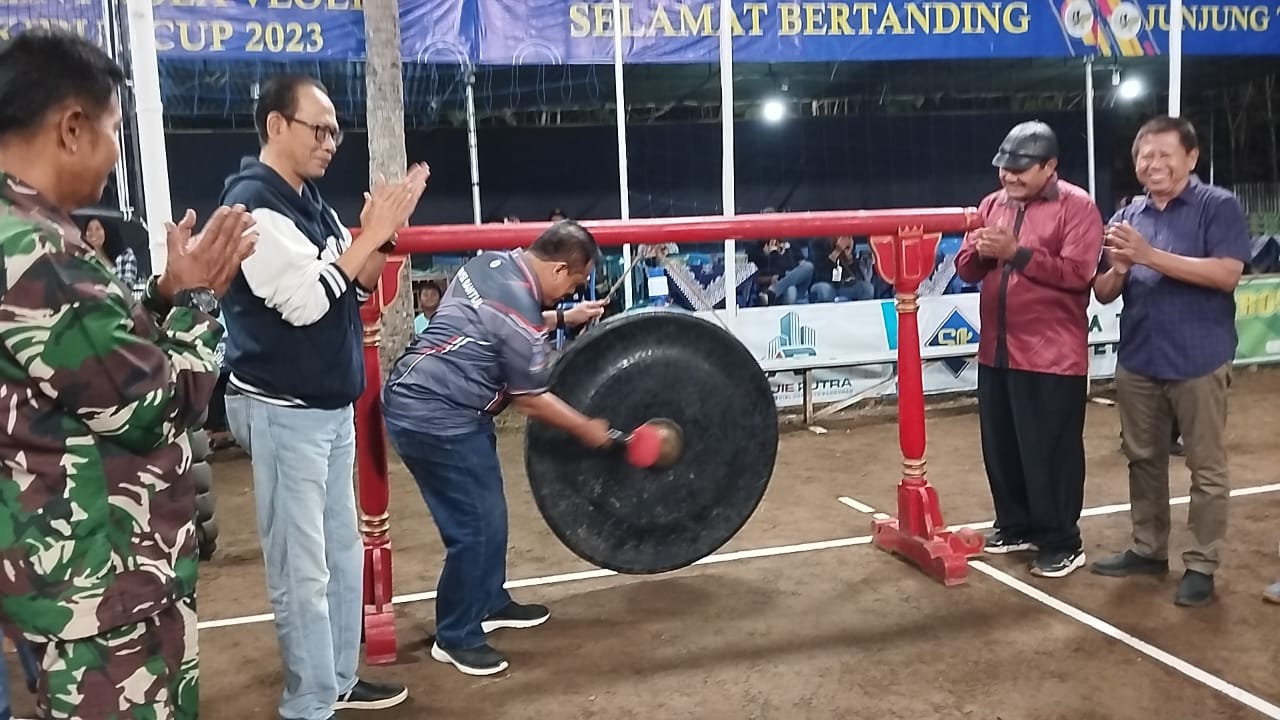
[[360, 162, 431, 252]]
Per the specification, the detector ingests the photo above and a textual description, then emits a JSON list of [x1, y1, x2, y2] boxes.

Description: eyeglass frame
[[282, 114, 344, 147]]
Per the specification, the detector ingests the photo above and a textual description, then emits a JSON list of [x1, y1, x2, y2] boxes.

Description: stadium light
[[1118, 77, 1144, 101], [762, 98, 786, 123]]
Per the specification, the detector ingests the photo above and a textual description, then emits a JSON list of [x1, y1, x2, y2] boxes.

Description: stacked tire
[[189, 423, 219, 561]]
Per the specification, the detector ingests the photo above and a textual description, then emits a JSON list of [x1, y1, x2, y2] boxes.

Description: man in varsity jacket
[[217, 74, 428, 720]]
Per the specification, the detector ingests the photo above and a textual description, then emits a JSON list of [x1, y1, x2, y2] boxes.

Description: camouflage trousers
[[36, 595, 198, 720]]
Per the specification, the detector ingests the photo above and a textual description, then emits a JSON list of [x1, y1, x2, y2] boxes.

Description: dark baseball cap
[[992, 121, 1059, 172]]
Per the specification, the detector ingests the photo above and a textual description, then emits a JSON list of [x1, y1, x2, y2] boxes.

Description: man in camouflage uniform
[[0, 29, 256, 719]]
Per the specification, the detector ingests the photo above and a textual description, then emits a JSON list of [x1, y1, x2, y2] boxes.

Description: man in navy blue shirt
[[382, 220, 611, 676], [1090, 116, 1251, 607]]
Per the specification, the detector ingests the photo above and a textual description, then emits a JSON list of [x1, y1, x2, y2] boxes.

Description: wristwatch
[[555, 307, 566, 330], [174, 287, 220, 318]]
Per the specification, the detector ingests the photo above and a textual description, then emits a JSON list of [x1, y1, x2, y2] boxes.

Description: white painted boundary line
[[837, 486, 1280, 719], [196, 536, 874, 631], [837, 496, 891, 520], [970, 561, 1280, 719], [196, 482, 1280, 632]]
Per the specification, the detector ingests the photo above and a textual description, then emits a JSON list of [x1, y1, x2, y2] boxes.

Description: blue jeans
[[225, 395, 362, 720], [386, 425, 512, 651], [767, 260, 815, 305], [809, 280, 874, 303]]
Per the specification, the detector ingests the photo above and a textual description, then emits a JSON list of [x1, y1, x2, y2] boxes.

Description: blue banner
[[0, 0, 428, 61], [476, 0, 1280, 63], [3, 0, 1277, 63]]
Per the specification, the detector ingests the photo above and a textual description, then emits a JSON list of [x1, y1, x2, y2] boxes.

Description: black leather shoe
[[1175, 570, 1216, 607], [1090, 550, 1169, 577], [335, 679, 409, 711]]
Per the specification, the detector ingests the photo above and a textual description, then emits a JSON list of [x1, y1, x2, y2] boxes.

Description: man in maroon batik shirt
[[955, 121, 1104, 578]]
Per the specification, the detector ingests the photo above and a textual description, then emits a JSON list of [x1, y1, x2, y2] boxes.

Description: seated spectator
[[809, 236, 875, 303], [746, 236, 813, 305]]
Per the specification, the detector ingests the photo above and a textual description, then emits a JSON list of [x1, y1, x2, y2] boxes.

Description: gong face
[[525, 309, 779, 574]]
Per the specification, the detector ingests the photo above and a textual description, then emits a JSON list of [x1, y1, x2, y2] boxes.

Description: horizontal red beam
[[387, 208, 981, 254]]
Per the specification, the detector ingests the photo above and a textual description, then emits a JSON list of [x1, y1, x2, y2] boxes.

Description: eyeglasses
[[285, 115, 344, 147]]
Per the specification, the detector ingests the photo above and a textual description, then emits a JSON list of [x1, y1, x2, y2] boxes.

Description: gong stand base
[[362, 537, 397, 664], [871, 477, 984, 586]]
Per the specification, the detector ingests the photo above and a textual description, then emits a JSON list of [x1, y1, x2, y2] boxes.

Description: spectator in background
[[415, 280, 443, 333], [809, 235, 874, 303], [747, 238, 814, 305], [747, 208, 814, 305], [80, 216, 139, 292], [548, 208, 566, 221]]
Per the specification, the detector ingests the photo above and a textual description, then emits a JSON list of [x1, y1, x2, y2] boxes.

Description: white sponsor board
[[696, 294, 1123, 409]]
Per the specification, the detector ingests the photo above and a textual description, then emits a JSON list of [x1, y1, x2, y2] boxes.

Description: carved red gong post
[[868, 228, 984, 585], [354, 257, 404, 664]]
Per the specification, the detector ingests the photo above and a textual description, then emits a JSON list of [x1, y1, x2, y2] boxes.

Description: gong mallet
[[607, 418, 684, 469], [603, 251, 650, 305]]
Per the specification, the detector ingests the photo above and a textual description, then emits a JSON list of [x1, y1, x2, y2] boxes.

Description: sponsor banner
[[5, 1, 1277, 63], [1234, 275, 1280, 364], [698, 293, 1122, 408]]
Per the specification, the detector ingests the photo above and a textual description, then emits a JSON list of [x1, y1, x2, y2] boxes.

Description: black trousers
[[204, 369, 230, 432], [977, 365, 1088, 554]]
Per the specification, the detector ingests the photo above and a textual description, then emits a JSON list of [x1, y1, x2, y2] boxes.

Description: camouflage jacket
[[0, 174, 222, 642]]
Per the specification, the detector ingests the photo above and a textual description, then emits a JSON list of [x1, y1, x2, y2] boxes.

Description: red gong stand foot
[[871, 477, 984, 586], [362, 538, 397, 664]]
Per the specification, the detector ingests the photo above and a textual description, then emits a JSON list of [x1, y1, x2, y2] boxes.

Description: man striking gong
[[382, 220, 619, 676]]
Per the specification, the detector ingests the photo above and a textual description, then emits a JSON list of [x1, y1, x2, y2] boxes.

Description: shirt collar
[[1138, 174, 1201, 211], [510, 248, 545, 307], [0, 172, 91, 252]]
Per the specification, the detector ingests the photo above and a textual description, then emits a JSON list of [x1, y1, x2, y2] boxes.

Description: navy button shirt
[[1102, 178, 1251, 381]]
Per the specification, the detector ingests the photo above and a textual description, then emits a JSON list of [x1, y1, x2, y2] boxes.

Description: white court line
[[196, 536, 873, 631], [837, 487, 1280, 719], [971, 561, 1280, 719], [196, 482, 1280, 632], [838, 496, 892, 520]]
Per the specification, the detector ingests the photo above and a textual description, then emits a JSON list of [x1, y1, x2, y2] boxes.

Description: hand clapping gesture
[[360, 162, 431, 252], [974, 225, 1018, 261], [158, 204, 258, 299], [1104, 222, 1153, 269]]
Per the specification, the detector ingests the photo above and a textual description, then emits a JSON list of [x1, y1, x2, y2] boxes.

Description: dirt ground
[[12, 368, 1280, 719]]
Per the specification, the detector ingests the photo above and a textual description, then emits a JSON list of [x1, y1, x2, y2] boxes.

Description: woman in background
[[80, 217, 140, 294]]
